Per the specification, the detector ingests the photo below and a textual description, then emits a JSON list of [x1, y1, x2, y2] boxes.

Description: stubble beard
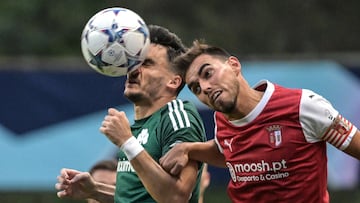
[[124, 90, 144, 103], [216, 99, 236, 114], [219, 82, 239, 114]]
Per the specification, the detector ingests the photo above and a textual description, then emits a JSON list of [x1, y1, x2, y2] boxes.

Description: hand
[[100, 108, 132, 147], [55, 168, 96, 200], [159, 142, 190, 176]]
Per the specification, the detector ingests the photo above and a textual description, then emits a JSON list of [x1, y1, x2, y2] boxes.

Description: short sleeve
[[160, 100, 206, 154], [300, 89, 357, 150]]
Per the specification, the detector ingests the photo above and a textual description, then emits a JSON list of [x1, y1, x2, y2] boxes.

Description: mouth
[[210, 90, 222, 104]]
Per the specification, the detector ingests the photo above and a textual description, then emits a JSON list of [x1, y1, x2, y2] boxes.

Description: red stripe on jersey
[[326, 130, 337, 143], [333, 132, 346, 147], [336, 121, 353, 147], [322, 124, 333, 140], [322, 114, 353, 148]]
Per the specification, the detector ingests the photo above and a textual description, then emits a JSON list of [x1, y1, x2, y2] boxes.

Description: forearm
[[187, 140, 226, 168], [91, 182, 115, 203], [343, 129, 360, 160], [131, 151, 196, 203]]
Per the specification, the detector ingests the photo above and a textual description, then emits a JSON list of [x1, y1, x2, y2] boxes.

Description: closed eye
[[141, 58, 154, 67]]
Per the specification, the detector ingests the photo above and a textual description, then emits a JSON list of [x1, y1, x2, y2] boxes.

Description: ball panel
[[100, 65, 129, 77], [114, 10, 143, 29], [123, 31, 146, 56], [139, 38, 151, 59], [87, 31, 110, 55], [101, 42, 127, 66], [81, 38, 92, 63], [90, 11, 117, 30]]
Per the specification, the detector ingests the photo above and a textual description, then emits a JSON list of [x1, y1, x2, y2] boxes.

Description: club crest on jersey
[[267, 125, 282, 147], [137, 129, 149, 145]]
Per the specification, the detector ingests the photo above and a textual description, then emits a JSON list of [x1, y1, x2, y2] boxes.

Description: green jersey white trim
[[167, 99, 191, 131]]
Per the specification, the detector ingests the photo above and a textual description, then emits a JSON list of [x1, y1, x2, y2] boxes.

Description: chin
[[126, 93, 144, 103], [215, 100, 235, 113], [124, 88, 138, 97]]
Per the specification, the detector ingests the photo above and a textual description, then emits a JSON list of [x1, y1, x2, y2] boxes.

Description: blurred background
[[1, 0, 360, 202]]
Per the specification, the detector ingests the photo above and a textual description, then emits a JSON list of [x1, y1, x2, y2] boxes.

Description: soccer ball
[[81, 7, 150, 77]]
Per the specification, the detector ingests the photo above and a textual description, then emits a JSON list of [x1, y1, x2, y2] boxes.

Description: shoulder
[[159, 99, 202, 130], [299, 89, 339, 141], [162, 99, 199, 115], [300, 89, 337, 117], [159, 99, 206, 143]]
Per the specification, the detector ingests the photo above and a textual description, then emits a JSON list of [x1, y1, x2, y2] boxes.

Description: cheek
[[146, 77, 163, 88], [197, 94, 210, 105]]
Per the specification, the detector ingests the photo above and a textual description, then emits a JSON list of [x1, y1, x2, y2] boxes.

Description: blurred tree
[[0, 0, 359, 56]]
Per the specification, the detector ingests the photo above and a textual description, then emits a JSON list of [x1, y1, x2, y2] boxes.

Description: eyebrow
[[198, 63, 210, 76], [187, 63, 210, 91]]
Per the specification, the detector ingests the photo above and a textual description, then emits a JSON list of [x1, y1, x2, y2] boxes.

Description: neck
[[134, 95, 177, 120], [226, 79, 264, 121], [231, 89, 264, 120]]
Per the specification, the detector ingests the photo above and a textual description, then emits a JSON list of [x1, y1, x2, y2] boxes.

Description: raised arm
[[160, 140, 226, 176], [55, 168, 115, 203], [129, 150, 199, 203], [100, 108, 204, 203]]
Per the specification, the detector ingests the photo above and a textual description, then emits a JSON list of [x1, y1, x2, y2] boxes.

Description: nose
[[200, 81, 212, 95], [127, 67, 141, 79]]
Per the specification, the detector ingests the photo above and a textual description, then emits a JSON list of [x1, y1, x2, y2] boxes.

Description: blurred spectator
[[87, 159, 117, 203]]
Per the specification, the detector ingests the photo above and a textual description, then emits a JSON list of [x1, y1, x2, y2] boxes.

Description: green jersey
[[114, 99, 206, 203]]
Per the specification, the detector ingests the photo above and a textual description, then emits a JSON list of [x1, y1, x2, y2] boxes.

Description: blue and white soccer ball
[[81, 7, 150, 77]]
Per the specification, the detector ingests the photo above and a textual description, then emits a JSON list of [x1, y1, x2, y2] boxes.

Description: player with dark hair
[[55, 26, 206, 203], [89, 159, 118, 176], [160, 40, 360, 203], [88, 160, 117, 203]]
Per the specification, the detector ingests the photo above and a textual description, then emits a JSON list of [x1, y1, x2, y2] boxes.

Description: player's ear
[[227, 56, 241, 75], [168, 75, 182, 90]]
